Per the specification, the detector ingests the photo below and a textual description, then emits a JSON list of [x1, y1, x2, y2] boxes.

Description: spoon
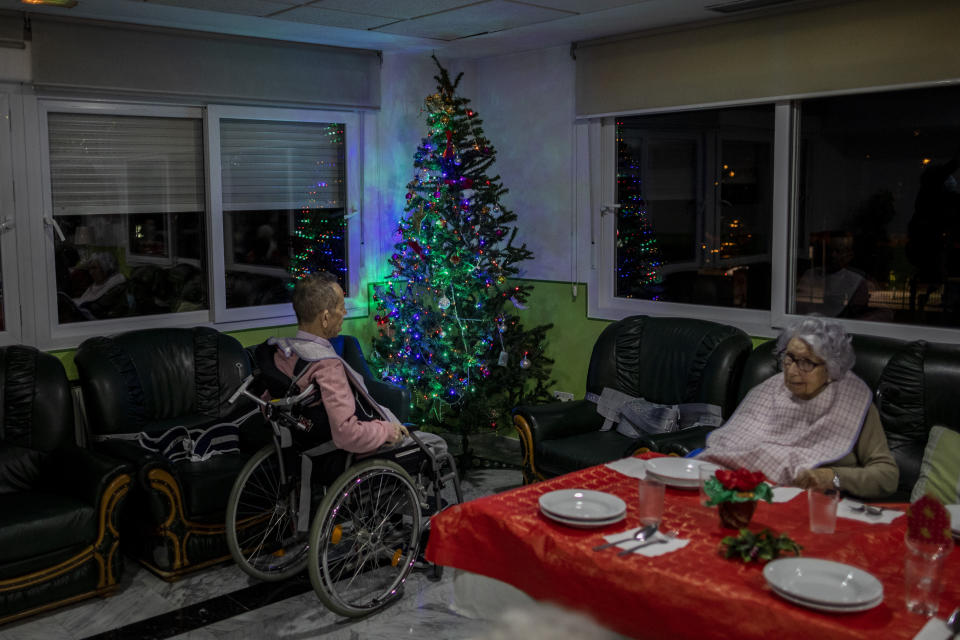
[[946, 607, 960, 639], [617, 531, 678, 556], [848, 501, 884, 516], [593, 523, 658, 551]]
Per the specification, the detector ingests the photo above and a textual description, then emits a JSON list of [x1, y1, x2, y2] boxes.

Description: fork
[[593, 523, 658, 551], [617, 531, 678, 556]]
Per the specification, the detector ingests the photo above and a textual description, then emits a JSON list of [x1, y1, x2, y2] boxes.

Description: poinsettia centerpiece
[[705, 468, 773, 529]]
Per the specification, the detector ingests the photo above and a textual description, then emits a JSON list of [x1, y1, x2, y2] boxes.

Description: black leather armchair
[[75, 327, 260, 580], [738, 335, 960, 502], [512, 315, 753, 483], [0, 346, 131, 625]]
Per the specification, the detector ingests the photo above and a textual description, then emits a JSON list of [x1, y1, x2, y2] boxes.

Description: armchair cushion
[[910, 426, 960, 504], [0, 491, 95, 567], [0, 446, 44, 494]]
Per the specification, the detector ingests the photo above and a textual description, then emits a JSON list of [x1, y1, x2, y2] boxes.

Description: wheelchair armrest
[[512, 399, 603, 445], [646, 425, 718, 457], [38, 445, 132, 508], [365, 378, 412, 423]]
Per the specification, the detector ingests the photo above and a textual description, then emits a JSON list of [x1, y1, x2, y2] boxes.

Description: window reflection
[[796, 86, 960, 327], [616, 106, 774, 308]]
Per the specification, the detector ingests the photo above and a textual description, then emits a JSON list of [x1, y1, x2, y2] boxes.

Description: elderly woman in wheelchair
[[225, 273, 460, 618]]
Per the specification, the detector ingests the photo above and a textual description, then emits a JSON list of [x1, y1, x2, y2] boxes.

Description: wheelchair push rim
[[226, 444, 310, 581], [308, 459, 423, 618]]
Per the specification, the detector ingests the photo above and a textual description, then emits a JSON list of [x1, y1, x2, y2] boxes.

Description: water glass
[[807, 488, 839, 533], [905, 536, 954, 616], [637, 477, 665, 525], [698, 464, 720, 507]]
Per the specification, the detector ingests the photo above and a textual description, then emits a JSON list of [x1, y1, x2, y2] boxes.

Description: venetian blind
[[48, 113, 203, 216], [220, 119, 345, 212]]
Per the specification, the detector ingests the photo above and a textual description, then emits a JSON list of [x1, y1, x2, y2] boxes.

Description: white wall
[[0, 42, 29, 83], [465, 45, 577, 283]]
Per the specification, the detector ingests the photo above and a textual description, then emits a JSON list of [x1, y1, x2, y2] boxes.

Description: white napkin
[[601, 527, 689, 557], [838, 498, 904, 524], [913, 616, 954, 640], [605, 457, 648, 479], [770, 487, 804, 503]]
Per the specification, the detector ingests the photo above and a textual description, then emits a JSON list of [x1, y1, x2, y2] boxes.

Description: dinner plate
[[539, 507, 626, 529], [946, 504, 960, 534], [645, 458, 719, 489], [770, 585, 883, 613], [538, 489, 627, 521], [763, 558, 883, 606]]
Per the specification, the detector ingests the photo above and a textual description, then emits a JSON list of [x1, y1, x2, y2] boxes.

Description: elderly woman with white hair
[[699, 317, 898, 499]]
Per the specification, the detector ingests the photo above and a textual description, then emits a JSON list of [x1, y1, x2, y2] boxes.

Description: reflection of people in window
[[796, 232, 882, 319], [72, 252, 127, 319], [246, 224, 280, 265], [906, 147, 960, 313]]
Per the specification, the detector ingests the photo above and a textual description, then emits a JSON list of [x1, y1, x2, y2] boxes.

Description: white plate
[[538, 490, 626, 521], [946, 504, 960, 534], [540, 507, 626, 529], [770, 585, 883, 613], [763, 558, 883, 606], [645, 458, 719, 489]]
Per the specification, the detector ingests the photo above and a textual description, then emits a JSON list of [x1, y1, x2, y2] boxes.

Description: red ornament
[[443, 130, 454, 159], [907, 495, 952, 545], [406, 239, 426, 258]]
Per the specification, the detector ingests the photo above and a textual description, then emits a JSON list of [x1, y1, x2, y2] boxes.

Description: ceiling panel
[[309, 0, 477, 21], [267, 5, 397, 29], [373, 0, 573, 40], [522, 0, 652, 13], [143, 0, 301, 17]]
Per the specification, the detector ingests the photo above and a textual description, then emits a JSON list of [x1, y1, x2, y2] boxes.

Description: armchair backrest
[[0, 345, 73, 451], [585, 315, 752, 418], [75, 327, 251, 436], [742, 336, 960, 497]]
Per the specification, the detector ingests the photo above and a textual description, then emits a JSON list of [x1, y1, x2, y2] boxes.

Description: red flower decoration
[[716, 469, 767, 492]]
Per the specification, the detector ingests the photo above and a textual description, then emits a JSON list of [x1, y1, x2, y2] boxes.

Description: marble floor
[[1, 468, 573, 640]]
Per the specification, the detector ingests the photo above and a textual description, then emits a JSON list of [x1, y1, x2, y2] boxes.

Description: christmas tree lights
[[371, 57, 553, 436]]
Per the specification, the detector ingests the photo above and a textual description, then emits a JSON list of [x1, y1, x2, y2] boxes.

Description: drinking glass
[[905, 536, 954, 616], [638, 477, 665, 525], [698, 464, 719, 507], [807, 488, 839, 533]]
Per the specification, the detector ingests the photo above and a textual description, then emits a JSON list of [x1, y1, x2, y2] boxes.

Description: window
[[595, 84, 960, 339], [45, 109, 207, 325], [206, 106, 364, 324], [614, 106, 774, 309], [794, 85, 960, 328]]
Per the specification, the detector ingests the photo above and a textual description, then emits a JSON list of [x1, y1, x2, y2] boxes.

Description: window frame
[[205, 104, 366, 324], [589, 89, 960, 343], [0, 91, 23, 346]]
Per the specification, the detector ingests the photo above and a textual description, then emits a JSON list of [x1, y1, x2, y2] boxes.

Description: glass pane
[[616, 106, 774, 308], [48, 113, 207, 324], [220, 119, 347, 309], [796, 85, 960, 327]]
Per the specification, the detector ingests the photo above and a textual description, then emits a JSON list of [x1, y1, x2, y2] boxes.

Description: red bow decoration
[[443, 130, 454, 159], [405, 239, 425, 258]]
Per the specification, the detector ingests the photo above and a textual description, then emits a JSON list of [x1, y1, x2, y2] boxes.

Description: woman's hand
[[387, 423, 409, 445], [795, 468, 835, 490]]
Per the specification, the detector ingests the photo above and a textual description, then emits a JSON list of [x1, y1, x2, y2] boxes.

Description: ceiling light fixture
[[21, 0, 78, 8]]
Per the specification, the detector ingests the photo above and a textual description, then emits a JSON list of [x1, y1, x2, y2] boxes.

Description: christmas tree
[[371, 57, 553, 440], [615, 120, 664, 299]]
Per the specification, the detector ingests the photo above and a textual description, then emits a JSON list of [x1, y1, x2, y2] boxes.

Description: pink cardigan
[[273, 333, 395, 454]]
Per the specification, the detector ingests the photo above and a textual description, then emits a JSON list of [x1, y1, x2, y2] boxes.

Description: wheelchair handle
[[229, 375, 256, 405]]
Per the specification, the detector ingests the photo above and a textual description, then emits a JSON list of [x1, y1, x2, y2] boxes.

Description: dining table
[[425, 455, 960, 639]]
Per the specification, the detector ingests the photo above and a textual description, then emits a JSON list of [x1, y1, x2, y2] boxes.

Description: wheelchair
[[224, 345, 461, 618]]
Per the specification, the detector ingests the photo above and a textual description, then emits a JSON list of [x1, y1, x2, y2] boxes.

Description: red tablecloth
[[426, 463, 960, 639]]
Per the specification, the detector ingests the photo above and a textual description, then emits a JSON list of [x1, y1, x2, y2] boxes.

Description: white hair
[[776, 316, 855, 379]]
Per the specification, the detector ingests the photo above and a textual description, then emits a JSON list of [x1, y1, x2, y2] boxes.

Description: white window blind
[[48, 113, 204, 216], [220, 119, 345, 212]]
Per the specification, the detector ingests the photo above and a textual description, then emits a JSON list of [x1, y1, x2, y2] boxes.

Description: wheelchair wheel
[[226, 444, 309, 581], [308, 459, 422, 618]]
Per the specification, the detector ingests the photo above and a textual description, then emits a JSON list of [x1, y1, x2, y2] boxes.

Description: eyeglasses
[[780, 352, 824, 373]]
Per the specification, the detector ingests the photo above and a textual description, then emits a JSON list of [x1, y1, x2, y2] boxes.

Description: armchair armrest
[[38, 445, 132, 507], [647, 425, 717, 457], [365, 378, 411, 423], [513, 400, 603, 445]]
